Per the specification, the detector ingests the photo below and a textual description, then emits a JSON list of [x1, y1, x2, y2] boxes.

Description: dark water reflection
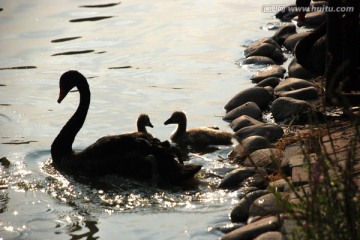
[[0, 0, 289, 238]]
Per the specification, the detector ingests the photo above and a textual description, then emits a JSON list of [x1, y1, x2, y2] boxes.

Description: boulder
[[274, 77, 314, 93], [223, 102, 262, 122], [272, 23, 296, 45], [249, 193, 284, 218], [278, 86, 318, 100], [256, 77, 280, 88], [288, 58, 316, 79], [271, 97, 311, 121], [250, 65, 286, 83], [229, 115, 263, 132], [243, 148, 282, 169], [225, 87, 273, 111], [242, 56, 276, 65], [235, 123, 284, 142], [229, 136, 271, 160], [244, 43, 285, 64], [218, 167, 267, 190], [283, 31, 311, 51]]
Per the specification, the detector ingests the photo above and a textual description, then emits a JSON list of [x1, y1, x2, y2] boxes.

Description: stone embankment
[[213, 2, 360, 239]]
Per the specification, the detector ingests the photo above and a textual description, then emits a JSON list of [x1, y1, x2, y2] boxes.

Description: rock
[[274, 77, 314, 93], [254, 231, 282, 240], [249, 193, 284, 218], [278, 86, 318, 100], [283, 32, 311, 51], [250, 65, 286, 83], [222, 216, 280, 240], [250, 37, 282, 49], [243, 148, 282, 169], [268, 178, 291, 192], [271, 97, 312, 121], [256, 77, 280, 88], [236, 186, 259, 199], [244, 43, 285, 64], [295, 11, 326, 28], [235, 123, 284, 142], [288, 58, 316, 79], [242, 56, 276, 65], [229, 115, 263, 132], [229, 136, 271, 160], [218, 167, 267, 190], [223, 102, 262, 122], [211, 223, 245, 234], [272, 23, 296, 45], [230, 190, 269, 222], [224, 87, 273, 112]]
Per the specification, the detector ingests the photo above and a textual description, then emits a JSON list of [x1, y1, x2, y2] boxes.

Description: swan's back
[[182, 127, 233, 146]]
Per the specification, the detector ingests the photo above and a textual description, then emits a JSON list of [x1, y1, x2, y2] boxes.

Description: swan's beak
[[148, 121, 154, 128], [57, 88, 67, 103], [164, 117, 173, 125]]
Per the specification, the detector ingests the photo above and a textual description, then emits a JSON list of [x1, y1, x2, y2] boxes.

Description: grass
[[273, 115, 360, 240]]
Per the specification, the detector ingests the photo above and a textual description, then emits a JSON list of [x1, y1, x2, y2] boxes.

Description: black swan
[[51, 70, 201, 183], [164, 111, 233, 147]]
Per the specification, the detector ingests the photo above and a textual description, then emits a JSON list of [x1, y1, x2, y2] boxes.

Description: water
[[1, 0, 288, 239]]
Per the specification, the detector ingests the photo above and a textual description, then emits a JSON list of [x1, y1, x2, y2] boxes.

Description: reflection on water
[[0, 0, 289, 238]]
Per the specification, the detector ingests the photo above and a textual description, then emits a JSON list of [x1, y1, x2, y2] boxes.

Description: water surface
[[0, 0, 288, 239]]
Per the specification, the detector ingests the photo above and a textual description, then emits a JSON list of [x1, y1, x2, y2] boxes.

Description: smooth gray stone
[[249, 193, 284, 218], [268, 178, 291, 192], [288, 58, 316, 79], [230, 190, 269, 223], [278, 86, 318, 100], [250, 65, 286, 83], [235, 123, 284, 142], [225, 87, 272, 111], [223, 102, 262, 122], [272, 23, 296, 44], [283, 31, 311, 51], [236, 186, 259, 199], [222, 216, 280, 240], [256, 77, 280, 88], [295, 11, 326, 28], [242, 56, 276, 65], [230, 115, 263, 132], [229, 136, 271, 160], [274, 77, 314, 93], [254, 231, 282, 240], [244, 42, 285, 63], [243, 148, 282, 169], [271, 97, 311, 121], [249, 37, 282, 49], [218, 167, 267, 190]]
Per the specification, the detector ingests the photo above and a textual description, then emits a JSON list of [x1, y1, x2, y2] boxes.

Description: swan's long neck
[[137, 122, 147, 133], [51, 80, 90, 163], [172, 119, 187, 140]]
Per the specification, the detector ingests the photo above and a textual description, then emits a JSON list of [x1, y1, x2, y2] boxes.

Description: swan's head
[[138, 114, 154, 128], [164, 111, 187, 125], [58, 70, 87, 103]]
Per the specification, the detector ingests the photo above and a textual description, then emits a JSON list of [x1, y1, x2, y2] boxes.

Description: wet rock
[[211, 223, 245, 234], [229, 136, 271, 161], [274, 77, 314, 93], [271, 97, 312, 121], [0, 157, 10, 168], [256, 77, 280, 88], [218, 167, 267, 190], [236, 186, 259, 199], [278, 86, 318, 100], [288, 58, 316, 79], [222, 216, 280, 240], [250, 65, 286, 83], [283, 31, 311, 51], [229, 115, 263, 132], [243, 148, 282, 169], [224, 87, 273, 112], [235, 123, 284, 143], [230, 190, 269, 222], [242, 172, 268, 189], [272, 23, 296, 45], [244, 43, 285, 64], [249, 193, 284, 218], [223, 102, 262, 122], [254, 231, 282, 240], [242, 56, 276, 65], [250, 37, 281, 49]]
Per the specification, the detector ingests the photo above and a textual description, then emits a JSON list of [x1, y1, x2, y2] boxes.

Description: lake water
[[0, 0, 289, 239]]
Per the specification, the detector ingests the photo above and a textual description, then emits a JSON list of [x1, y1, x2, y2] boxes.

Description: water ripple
[[51, 50, 94, 56], [51, 36, 82, 43], [69, 16, 113, 23], [79, 2, 121, 8]]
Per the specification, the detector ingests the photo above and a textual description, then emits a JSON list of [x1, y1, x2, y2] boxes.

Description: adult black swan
[[51, 70, 201, 184]]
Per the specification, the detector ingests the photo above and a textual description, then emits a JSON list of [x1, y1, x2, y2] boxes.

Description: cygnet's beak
[[57, 88, 67, 103]]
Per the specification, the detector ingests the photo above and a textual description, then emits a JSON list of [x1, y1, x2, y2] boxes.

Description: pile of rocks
[[213, 4, 331, 239]]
